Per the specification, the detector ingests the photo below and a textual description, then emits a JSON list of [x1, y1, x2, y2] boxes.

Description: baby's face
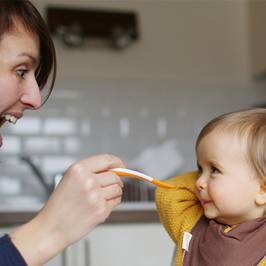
[[195, 131, 264, 226]]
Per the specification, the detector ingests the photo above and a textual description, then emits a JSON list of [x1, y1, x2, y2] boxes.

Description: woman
[[0, 1, 125, 265]]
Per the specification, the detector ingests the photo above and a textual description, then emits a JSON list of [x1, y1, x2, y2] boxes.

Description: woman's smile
[[0, 113, 22, 146]]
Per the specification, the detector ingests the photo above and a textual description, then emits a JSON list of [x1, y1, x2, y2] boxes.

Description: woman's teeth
[[1, 114, 18, 125]]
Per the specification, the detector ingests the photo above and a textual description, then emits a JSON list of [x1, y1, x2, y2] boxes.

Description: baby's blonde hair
[[196, 108, 266, 181]]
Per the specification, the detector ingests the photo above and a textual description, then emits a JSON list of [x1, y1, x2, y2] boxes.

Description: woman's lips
[[0, 113, 22, 148]]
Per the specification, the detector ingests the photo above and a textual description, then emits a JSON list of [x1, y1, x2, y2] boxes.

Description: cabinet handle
[[84, 239, 91, 266]]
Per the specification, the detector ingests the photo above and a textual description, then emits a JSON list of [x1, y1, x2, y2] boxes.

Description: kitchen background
[[1, 1, 266, 265], [1, 0, 266, 205]]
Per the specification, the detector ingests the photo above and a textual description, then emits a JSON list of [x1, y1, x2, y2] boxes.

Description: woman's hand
[[9, 154, 126, 266]]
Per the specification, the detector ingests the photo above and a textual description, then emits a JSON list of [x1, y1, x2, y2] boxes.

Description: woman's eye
[[17, 69, 28, 78]]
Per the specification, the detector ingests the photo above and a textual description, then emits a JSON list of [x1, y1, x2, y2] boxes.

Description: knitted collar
[[182, 215, 266, 266]]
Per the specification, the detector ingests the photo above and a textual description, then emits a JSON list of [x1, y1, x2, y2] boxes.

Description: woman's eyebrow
[[17, 52, 39, 65]]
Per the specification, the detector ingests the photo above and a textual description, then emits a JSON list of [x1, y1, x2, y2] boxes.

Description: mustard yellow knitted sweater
[[155, 171, 266, 266]]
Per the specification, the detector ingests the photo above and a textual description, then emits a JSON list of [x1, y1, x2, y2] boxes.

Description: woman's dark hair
[[0, 0, 56, 104]]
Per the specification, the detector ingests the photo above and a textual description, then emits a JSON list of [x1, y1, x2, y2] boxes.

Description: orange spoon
[[110, 168, 177, 189]]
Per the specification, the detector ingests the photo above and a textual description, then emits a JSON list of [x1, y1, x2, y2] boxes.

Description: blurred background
[[1, 1, 266, 265]]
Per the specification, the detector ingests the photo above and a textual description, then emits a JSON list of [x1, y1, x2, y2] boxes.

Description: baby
[[155, 108, 266, 266]]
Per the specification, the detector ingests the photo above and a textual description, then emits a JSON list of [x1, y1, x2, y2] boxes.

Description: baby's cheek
[[208, 183, 219, 198], [209, 183, 230, 206]]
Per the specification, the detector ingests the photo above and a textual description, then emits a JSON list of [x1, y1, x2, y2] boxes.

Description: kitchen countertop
[[0, 202, 160, 225]]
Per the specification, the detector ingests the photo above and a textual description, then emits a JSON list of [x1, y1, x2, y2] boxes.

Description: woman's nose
[[195, 174, 207, 190], [20, 78, 42, 110]]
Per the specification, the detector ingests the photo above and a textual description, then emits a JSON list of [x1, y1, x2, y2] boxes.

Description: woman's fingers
[[106, 195, 122, 210], [31, 154, 126, 253], [78, 154, 126, 174], [96, 171, 124, 188], [101, 183, 123, 200]]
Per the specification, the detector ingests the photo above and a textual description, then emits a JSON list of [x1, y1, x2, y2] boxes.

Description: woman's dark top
[[0, 234, 27, 265]]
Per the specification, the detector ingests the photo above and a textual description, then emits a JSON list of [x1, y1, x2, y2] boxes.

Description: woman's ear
[[255, 180, 266, 205]]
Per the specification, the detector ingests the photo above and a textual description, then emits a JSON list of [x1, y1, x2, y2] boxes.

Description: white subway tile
[[81, 120, 91, 136], [0, 136, 21, 154], [101, 105, 111, 118], [42, 156, 77, 175], [157, 117, 167, 139], [24, 137, 60, 153], [120, 117, 130, 138], [43, 118, 76, 135], [8, 117, 41, 135], [64, 137, 80, 153], [0, 177, 21, 195]]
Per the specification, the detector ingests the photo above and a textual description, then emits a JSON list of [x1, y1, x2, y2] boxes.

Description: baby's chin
[[209, 215, 241, 227], [203, 211, 228, 225]]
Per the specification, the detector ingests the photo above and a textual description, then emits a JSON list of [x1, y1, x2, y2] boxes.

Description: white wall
[[32, 0, 266, 84], [249, 1, 266, 78]]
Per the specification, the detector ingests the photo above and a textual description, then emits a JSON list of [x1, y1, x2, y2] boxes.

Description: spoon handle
[[110, 168, 177, 189]]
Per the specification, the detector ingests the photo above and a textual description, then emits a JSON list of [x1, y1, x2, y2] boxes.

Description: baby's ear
[[256, 180, 266, 205]]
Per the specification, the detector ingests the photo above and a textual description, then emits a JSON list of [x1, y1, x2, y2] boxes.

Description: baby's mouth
[[0, 114, 18, 128]]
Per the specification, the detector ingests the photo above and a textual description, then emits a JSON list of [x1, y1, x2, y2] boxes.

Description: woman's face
[[0, 21, 42, 147]]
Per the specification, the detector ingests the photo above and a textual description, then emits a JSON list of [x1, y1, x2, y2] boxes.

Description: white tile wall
[[1, 79, 266, 185]]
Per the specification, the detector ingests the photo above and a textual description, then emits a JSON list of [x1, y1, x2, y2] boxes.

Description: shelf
[[0, 202, 160, 225]]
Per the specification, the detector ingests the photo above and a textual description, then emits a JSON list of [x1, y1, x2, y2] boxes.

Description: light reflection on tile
[[157, 117, 167, 139], [120, 117, 130, 138]]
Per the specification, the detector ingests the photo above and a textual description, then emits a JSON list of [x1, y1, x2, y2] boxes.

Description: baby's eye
[[211, 166, 219, 174], [197, 165, 203, 174]]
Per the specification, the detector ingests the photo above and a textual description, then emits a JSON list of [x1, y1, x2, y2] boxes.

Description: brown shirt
[[183, 215, 266, 266]]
